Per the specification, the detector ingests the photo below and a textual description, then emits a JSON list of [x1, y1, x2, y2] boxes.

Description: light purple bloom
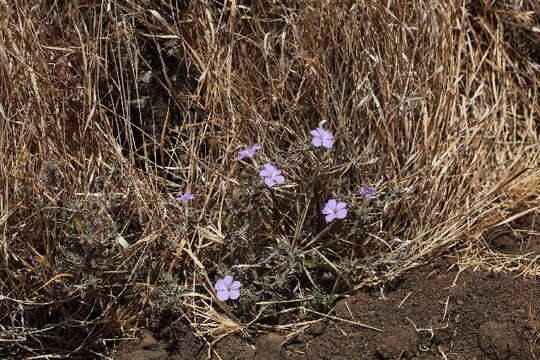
[[359, 186, 378, 198], [321, 199, 347, 222], [175, 190, 194, 202], [238, 144, 262, 160], [215, 275, 241, 301], [231, 235, 247, 244], [259, 164, 285, 187], [310, 127, 334, 148]]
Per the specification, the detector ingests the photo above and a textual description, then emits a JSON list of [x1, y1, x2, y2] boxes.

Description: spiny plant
[[208, 125, 385, 314]]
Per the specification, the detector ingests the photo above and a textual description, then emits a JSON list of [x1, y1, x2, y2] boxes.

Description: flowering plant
[[238, 144, 262, 160], [215, 275, 241, 301], [259, 164, 285, 187], [175, 190, 194, 202], [321, 199, 348, 222], [310, 127, 334, 148]]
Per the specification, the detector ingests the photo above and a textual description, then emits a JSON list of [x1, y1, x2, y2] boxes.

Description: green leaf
[[304, 258, 317, 268]]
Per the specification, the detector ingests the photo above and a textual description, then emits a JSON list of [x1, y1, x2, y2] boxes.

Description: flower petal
[[261, 164, 275, 176], [273, 175, 285, 184], [310, 129, 320, 137], [336, 202, 347, 210], [230, 280, 242, 290], [238, 151, 247, 160], [322, 139, 334, 148], [217, 290, 229, 301], [215, 279, 227, 291], [178, 190, 193, 201], [228, 289, 240, 300], [312, 137, 322, 147], [327, 199, 337, 208], [321, 206, 332, 215], [336, 208, 348, 219], [359, 186, 378, 197], [251, 144, 262, 151], [265, 177, 276, 187], [222, 275, 233, 287], [325, 213, 336, 222]]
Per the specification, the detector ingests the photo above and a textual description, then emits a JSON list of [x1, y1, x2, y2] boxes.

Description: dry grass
[[1, 0, 539, 357]]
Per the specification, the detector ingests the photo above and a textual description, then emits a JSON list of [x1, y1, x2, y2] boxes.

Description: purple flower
[[215, 275, 241, 301], [259, 164, 285, 187], [321, 199, 347, 222], [175, 190, 194, 202], [359, 186, 378, 198], [238, 144, 262, 160], [231, 235, 247, 244], [310, 127, 334, 148]]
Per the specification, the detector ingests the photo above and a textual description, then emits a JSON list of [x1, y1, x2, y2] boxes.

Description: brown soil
[[115, 217, 539, 360]]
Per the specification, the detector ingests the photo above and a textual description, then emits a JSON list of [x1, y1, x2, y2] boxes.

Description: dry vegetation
[[1, 0, 539, 357]]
